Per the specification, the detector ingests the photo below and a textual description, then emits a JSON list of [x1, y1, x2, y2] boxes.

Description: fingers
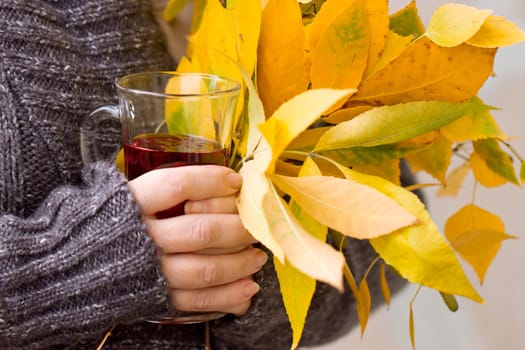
[[184, 195, 238, 214], [128, 165, 242, 215], [161, 248, 268, 289], [146, 214, 257, 253], [170, 278, 260, 316]]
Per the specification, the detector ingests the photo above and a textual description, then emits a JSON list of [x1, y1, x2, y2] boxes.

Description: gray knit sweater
[[0, 1, 406, 349]]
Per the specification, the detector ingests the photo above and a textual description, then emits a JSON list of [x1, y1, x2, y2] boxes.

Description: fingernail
[[227, 172, 242, 189], [255, 250, 268, 267], [243, 282, 260, 297]]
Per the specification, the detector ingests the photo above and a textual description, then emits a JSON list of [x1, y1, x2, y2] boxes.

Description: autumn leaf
[[467, 15, 525, 48], [404, 135, 453, 184], [163, 0, 190, 21], [445, 204, 516, 283], [259, 88, 355, 173], [306, 0, 356, 52], [263, 182, 345, 290], [237, 160, 285, 262], [365, 30, 414, 78], [258, 0, 309, 117], [389, 0, 425, 37], [440, 292, 459, 312], [357, 277, 372, 335], [335, 164, 483, 302], [271, 173, 418, 239], [323, 105, 373, 124], [227, 0, 262, 78], [437, 161, 472, 197], [275, 159, 325, 350], [473, 138, 519, 186], [363, 0, 389, 78], [315, 98, 489, 151], [310, 0, 370, 89], [379, 262, 391, 308], [470, 152, 508, 188], [352, 159, 400, 185], [164, 75, 215, 140], [425, 3, 492, 47], [352, 37, 496, 105], [440, 99, 504, 142]]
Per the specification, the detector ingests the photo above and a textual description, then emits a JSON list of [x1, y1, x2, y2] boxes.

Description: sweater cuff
[[0, 162, 171, 347]]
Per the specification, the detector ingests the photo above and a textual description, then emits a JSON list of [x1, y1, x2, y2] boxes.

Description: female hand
[[127, 165, 267, 316]]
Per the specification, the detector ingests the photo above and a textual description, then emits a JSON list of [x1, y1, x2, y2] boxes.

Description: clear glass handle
[[80, 105, 120, 164]]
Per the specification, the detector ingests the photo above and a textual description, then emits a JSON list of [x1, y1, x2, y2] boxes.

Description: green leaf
[[473, 138, 519, 185], [314, 98, 489, 151], [439, 292, 459, 312], [440, 99, 504, 142], [389, 0, 425, 37]]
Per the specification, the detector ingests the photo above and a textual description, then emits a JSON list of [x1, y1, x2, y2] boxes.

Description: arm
[[0, 163, 171, 348]]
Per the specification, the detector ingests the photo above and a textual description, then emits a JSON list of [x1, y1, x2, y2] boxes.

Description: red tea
[[124, 133, 228, 217]]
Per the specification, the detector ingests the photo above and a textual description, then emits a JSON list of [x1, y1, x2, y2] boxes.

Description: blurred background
[[310, 1, 525, 349]]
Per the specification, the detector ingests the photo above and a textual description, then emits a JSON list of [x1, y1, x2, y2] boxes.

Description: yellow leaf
[[379, 262, 391, 308], [353, 37, 496, 105], [445, 204, 516, 283], [259, 88, 355, 173], [437, 161, 472, 197], [357, 277, 372, 335], [307, 0, 356, 52], [257, 0, 309, 117], [404, 135, 453, 184], [237, 160, 285, 262], [164, 75, 216, 140], [467, 15, 525, 48], [352, 159, 400, 185], [425, 3, 492, 47], [365, 30, 414, 78], [323, 105, 373, 124], [274, 159, 326, 350], [287, 127, 330, 153], [225, 0, 262, 77], [470, 152, 508, 188], [310, 0, 370, 88], [163, 0, 190, 21], [115, 148, 124, 173], [263, 184, 345, 290], [521, 160, 525, 183], [343, 263, 370, 336], [363, 0, 389, 77], [409, 295, 416, 350], [335, 164, 483, 302], [176, 56, 201, 73], [473, 138, 519, 185], [440, 100, 504, 142], [271, 173, 418, 239]]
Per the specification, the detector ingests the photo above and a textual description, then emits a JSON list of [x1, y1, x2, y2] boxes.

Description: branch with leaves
[[161, 0, 525, 348]]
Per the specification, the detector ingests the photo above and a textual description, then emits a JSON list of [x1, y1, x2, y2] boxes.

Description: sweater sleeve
[[0, 162, 172, 349]]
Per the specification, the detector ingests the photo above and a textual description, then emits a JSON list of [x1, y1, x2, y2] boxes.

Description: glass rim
[[115, 71, 242, 98]]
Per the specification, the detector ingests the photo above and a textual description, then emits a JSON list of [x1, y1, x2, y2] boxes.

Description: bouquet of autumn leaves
[[162, 0, 525, 347]]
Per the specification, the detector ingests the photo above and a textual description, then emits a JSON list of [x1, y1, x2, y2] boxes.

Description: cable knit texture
[[0, 1, 409, 349]]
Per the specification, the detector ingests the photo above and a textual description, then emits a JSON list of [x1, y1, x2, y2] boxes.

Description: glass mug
[[81, 71, 241, 324]]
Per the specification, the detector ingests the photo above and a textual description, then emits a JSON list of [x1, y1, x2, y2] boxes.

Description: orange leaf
[[257, 0, 309, 117], [445, 204, 516, 284], [310, 0, 370, 89]]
